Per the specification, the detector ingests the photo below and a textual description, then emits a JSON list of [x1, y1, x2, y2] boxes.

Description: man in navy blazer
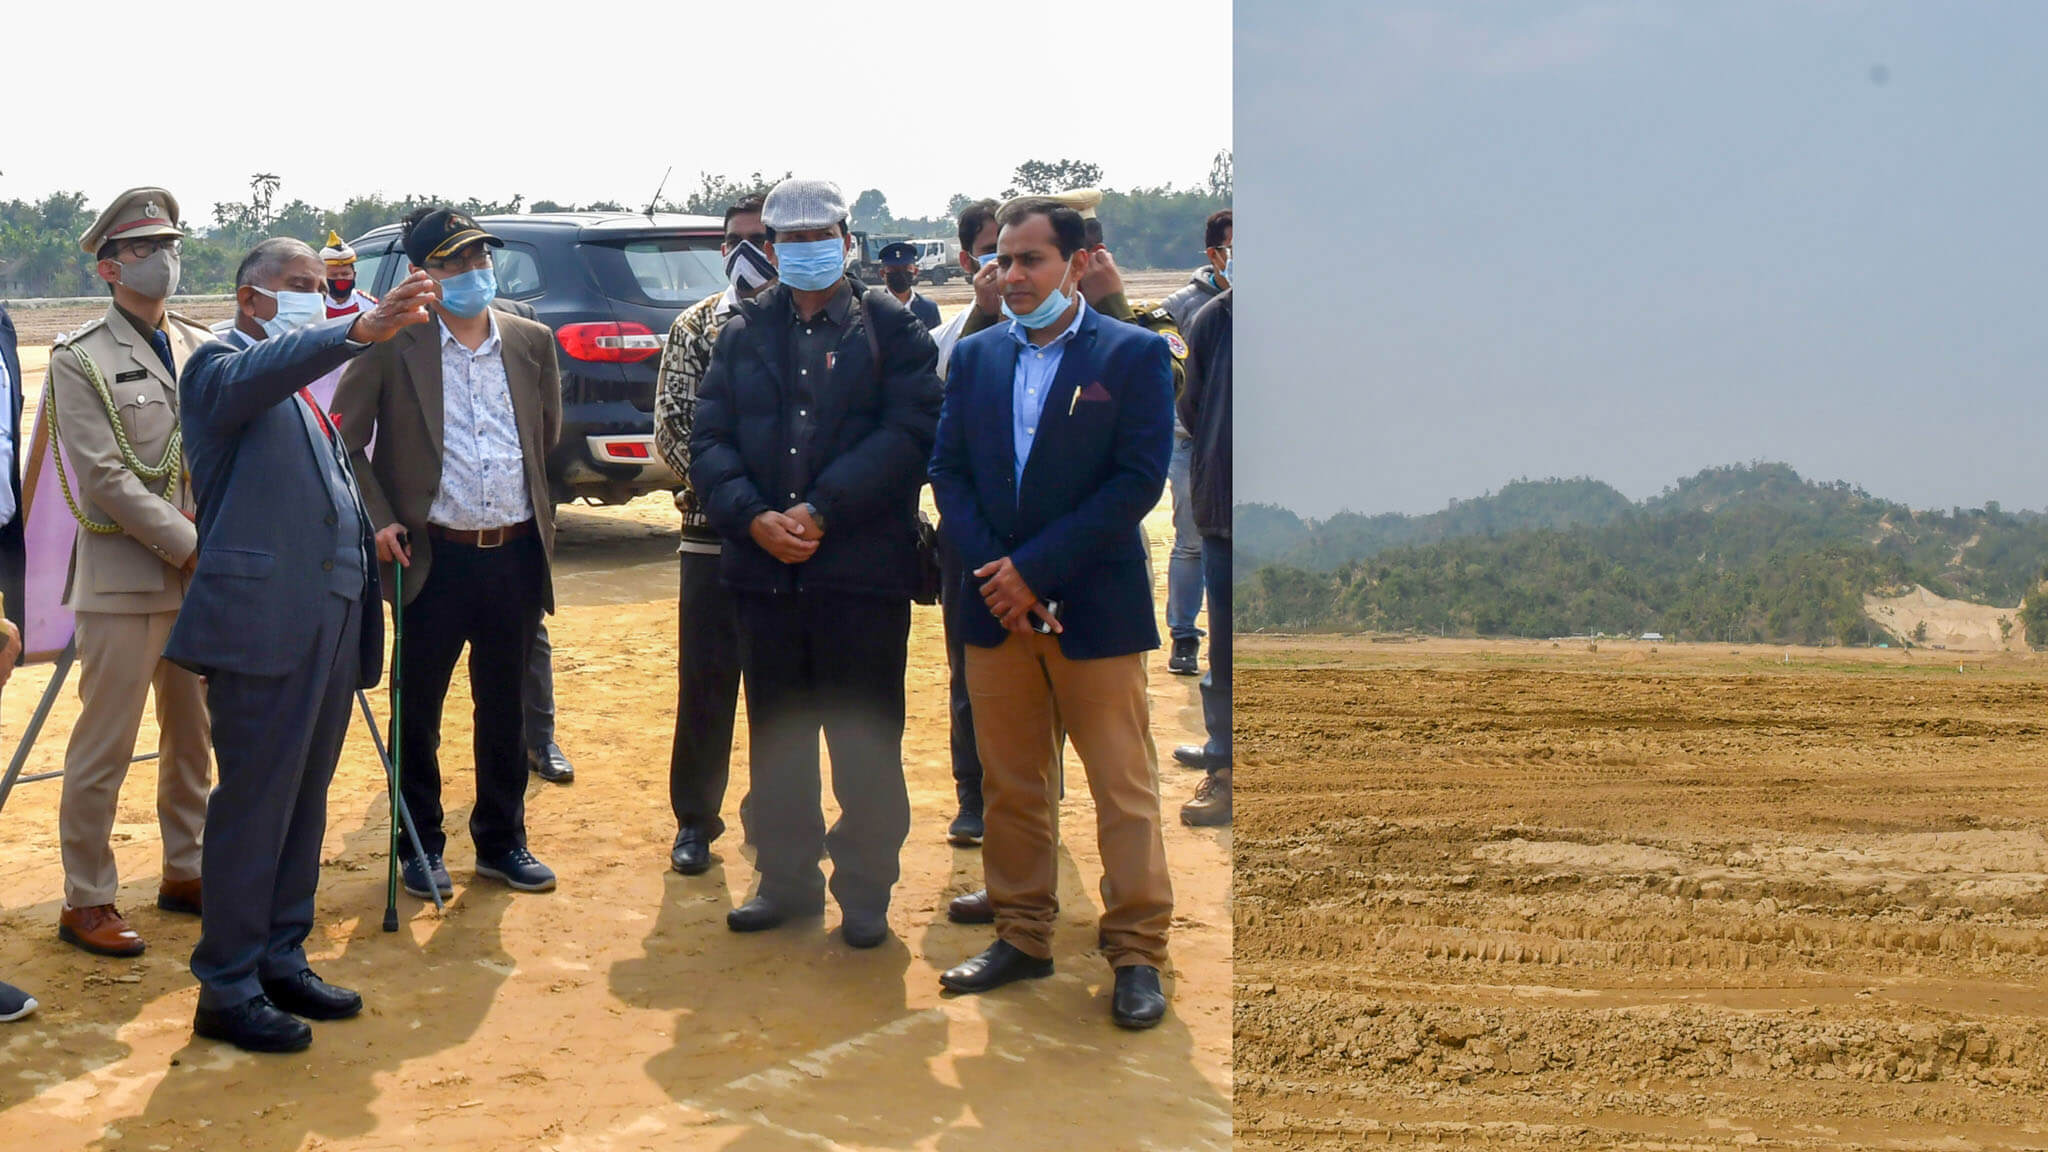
[[928, 197, 1175, 1029], [167, 238, 437, 1054]]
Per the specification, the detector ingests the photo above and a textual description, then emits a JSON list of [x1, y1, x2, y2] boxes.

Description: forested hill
[[1238, 463, 2048, 646]]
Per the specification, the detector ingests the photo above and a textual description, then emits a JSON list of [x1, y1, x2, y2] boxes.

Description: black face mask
[[884, 269, 916, 293], [328, 278, 355, 301]]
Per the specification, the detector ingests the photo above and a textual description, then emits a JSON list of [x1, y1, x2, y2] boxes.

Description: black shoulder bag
[[851, 289, 944, 606]]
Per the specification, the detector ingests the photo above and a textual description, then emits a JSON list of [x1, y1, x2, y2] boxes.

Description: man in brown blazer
[[47, 187, 214, 957], [331, 206, 562, 898]]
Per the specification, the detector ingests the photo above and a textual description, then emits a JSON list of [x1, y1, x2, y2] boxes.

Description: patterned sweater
[[653, 290, 732, 554]]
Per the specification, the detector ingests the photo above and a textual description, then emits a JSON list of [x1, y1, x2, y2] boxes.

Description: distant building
[[1639, 632, 1665, 642]]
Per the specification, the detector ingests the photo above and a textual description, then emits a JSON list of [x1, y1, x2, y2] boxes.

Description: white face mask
[[251, 285, 326, 339]]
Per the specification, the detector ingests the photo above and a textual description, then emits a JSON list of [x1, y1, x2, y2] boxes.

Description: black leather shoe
[[401, 853, 454, 900], [670, 827, 711, 875], [940, 940, 1054, 994], [1111, 965, 1168, 1029], [727, 895, 822, 933], [947, 808, 984, 847], [194, 995, 312, 1053], [1173, 744, 1212, 771], [1167, 637, 1200, 675], [476, 847, 556, 892], [528, 742, 575, 784], [946, 888, 995, 925], [841, 915, 891, 949], [261, 969, 363, 1021]]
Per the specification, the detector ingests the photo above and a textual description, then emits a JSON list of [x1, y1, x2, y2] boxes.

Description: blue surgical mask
[[1223, 256, 1233, 284], [251, 285, 326, 339], [775, 238, 846, 292], [975, 252, 998, 267], [1001, 258, 1079, 330], [437, 265, 498, 317]]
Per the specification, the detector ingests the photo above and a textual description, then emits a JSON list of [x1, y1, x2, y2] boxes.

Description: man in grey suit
[[167, 238, 437, 1053]]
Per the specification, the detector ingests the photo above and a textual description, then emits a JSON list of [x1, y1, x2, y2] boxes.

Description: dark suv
[[346, 211, 725, 506]]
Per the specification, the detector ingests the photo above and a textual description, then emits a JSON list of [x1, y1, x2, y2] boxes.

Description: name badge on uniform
[[115, 369, 149, 382]]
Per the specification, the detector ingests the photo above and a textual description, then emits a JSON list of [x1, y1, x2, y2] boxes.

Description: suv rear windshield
[[587, 236, 724, 306]]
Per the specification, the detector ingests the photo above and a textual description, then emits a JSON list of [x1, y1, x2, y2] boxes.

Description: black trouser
[[940, 547, 984, 815], [735, 588, 911, 919], [670, 549, 740, 840], [192, 594, 360, 1010], [398, 534, 546, 861], [523, 618, 557, 754]]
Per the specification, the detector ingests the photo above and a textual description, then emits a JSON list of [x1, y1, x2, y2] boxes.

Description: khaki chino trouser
[[59, 609, 211, 908], [966, 631, 1172, 969]]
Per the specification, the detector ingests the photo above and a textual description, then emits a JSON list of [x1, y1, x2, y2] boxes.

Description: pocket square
[[1078, 381, 1114, 403]]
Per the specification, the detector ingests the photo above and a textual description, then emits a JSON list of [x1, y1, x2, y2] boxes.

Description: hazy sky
[[1239, 1, 2048, 518], [3, 0, 1229, 222]]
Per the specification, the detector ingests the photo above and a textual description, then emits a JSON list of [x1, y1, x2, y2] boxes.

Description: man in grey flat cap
[[690, 177, 941, 948]]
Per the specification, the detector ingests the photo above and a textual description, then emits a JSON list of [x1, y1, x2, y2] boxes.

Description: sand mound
[[1864, 584, 2026, 651]]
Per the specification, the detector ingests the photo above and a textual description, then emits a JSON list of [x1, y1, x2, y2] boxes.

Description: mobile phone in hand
[[1029, 599, 1063, 635]]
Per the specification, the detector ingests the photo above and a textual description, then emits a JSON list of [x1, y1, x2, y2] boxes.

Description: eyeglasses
[[116, 237, 180, 260], [724, 232, 769, 249], [427, 248, 493, 273]]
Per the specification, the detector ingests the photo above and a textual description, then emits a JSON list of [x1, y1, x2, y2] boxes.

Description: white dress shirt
[[426, 313, 534, 531]]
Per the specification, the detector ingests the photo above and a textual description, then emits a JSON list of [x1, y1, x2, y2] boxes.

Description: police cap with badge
[[879, 241, 919, 267], [80, 186, 185, 257], [1001, 187, 1107, 247]]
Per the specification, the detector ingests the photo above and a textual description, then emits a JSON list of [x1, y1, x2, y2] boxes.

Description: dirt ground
[[1235, 635, 2048, 1150], [0, 491, 1230, 1140]]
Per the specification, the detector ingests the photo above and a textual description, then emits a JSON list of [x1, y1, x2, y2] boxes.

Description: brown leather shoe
[[158, 877, 202, 916], [59, 905, 146, 957], [1180, 769, 1233, 827], [946, 888, 995, 925]]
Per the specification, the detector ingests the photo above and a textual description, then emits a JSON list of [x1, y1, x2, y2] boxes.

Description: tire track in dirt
[[1236, 641, 2048, 1149]]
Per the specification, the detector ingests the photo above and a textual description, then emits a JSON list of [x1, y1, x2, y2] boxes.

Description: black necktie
[[147, 329, 174, 374]]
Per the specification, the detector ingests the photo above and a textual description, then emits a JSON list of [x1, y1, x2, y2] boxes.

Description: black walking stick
[[383, 553, 406, 931]]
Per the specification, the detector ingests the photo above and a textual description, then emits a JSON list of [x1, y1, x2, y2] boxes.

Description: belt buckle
[[477, 526, 505, 549]]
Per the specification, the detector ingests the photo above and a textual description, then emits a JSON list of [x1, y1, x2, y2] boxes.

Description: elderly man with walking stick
[[166, 238, 437, 1053]]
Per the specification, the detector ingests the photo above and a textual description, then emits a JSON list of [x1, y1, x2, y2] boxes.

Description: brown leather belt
[[427, 519, 535, 549]]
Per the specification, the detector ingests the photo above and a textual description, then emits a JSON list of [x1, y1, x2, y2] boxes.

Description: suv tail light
[[557, 321, 663, 363]]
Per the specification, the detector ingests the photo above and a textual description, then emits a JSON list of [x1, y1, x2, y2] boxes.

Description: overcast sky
[[3, 0, 1229, 222], [1239, 1, 2048, 518]]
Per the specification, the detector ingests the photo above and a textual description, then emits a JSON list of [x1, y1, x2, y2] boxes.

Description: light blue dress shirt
[[1007, 298, 1089, 491]]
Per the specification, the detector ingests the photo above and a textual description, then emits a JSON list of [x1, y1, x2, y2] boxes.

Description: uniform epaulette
[[53, 315, 108, 348], [167, 309, 213, 332]]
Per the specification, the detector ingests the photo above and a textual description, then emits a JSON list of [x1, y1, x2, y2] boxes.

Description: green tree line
[[1239, 463, 2048, 646], [1, 153, 1231, 297]]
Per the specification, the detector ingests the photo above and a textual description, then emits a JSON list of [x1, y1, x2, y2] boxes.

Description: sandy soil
[[0, 487, 1230, 1149], [1864, 585, 2028, 653], [1235, 635, 2048, 1150]]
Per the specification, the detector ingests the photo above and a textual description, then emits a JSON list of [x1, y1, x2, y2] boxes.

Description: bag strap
[[848, 286, 886, 385]]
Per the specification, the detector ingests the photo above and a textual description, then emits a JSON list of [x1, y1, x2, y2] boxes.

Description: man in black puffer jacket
[[690, 177, 942, 948]]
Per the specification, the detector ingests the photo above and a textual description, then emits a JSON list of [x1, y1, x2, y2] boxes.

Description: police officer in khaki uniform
[[47, 187, 213, 957]]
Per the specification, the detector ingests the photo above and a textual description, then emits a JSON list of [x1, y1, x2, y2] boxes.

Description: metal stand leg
[[0, 641, 76, 816], [355, 689, 444, 913]]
